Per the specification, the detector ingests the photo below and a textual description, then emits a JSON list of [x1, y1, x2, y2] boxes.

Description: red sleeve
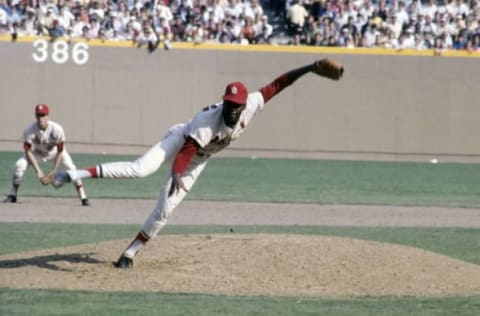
[[23, 142, 32, 151], [57, 142, 64, 153], [259, 74, 290, 104], [258, 64, 312, 104], [172, 137, 200, 175]]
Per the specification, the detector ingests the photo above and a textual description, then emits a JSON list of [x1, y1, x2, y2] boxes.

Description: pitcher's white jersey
[[23, 121, 65, 155], [187, 91, 265, 157]]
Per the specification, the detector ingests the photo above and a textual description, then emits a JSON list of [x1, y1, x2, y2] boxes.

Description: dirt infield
[[1, 197, 480, 297]]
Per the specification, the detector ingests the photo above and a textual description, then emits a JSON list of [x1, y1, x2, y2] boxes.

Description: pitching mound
[[1, 234, 480, 297]]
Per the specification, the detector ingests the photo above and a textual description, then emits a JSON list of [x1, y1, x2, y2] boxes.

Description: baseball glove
[[312, 58, 344, 80], [40, 174, 54, 185]]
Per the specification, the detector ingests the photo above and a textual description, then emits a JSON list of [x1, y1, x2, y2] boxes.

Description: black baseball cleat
[[81, 199, 91, 207], [114, 255, 133, 269], [3, 195, 17, 203]]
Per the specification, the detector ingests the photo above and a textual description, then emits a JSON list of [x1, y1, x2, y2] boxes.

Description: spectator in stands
[[58, 6, 75, 31], [424, 31, 436, 48], [224, 0, 243, 19], [447, 0, 470, 17], [467, 34, 480, 51], [0, 2, 7, 29], [287, 0, 308, 36], [362, 22, 378, 47], [255, 24, 273, 44], [434, 34, 447, 54], [421, 14, 437, 35], [216, 18, 235, 43], [395, 1, 410, 26], [340, 15, 358, 39], [71, 13, 85, 38], [241, 16, 256, 43], [170, 15, 187, 41], [303, 15, 319, 44], [335, 3, 350, 27], [422, 0, 438, 19], [135, 23, 159, 49], [49, 18, 65, 40], [377, 0, 388, 21], [254, 14, 272, 38], [308, 31, 322, 46], [403, 27, 417, 48], [80, 24, 91, 40], [21, 8, 37, 36], [87, 17, 101, 38], [89, 1, 105, 20], [249, 0, 264, 20], [359, 0, 375, 22]]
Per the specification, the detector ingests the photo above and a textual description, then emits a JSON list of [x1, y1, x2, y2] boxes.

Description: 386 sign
[[32, 39, 89, 65]]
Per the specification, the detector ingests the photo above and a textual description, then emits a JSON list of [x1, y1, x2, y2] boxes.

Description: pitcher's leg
[[54, 128, 186, 187], [115, 160, 208, 268], [53, 142, 169, 187], [86, 144, 168, 180], [120, 176, 191, 261], [142, 160, 208, 238]]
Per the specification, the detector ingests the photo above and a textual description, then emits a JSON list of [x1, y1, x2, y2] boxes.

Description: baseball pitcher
[[51, 58, 344, 268]]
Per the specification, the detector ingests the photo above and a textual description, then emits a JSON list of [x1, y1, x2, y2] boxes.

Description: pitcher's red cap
[[35, 104, 49, 115], [223, 81, 248, 105]]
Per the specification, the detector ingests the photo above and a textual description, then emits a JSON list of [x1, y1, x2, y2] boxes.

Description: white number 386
[[32, 39, 89, 65]]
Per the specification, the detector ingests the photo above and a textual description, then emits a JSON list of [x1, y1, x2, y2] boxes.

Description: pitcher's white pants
[[97, 124, 209, 238], [141, 156, 207, 238]]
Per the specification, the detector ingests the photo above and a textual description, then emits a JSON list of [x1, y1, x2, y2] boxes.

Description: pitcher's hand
[[168, 173, 189, 197]]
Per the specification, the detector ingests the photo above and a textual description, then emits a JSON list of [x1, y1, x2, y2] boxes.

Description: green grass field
[[2, 151, 480, 207], [1, 151, 480, 315]]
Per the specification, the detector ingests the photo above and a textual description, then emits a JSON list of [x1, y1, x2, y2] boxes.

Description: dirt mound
[[1, 234, 480, 297]]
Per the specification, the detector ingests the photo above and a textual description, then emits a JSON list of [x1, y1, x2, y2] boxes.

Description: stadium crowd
[[0, 0, 479, 51]]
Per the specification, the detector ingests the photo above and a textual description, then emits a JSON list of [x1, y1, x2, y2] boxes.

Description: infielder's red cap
[[35, 104, 50, 115], [223, 81, 248, 105]]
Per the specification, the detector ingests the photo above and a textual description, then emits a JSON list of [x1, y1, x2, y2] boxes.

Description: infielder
[[3, 104, 91, 206], [51, 58, 344, 268]]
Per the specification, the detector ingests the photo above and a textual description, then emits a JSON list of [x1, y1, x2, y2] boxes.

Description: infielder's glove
[[312, 58, 344, 80], [40, 175, 54, 185]]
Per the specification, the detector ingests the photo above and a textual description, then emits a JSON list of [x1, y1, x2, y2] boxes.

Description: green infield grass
[[1, 288, 480, 316], [1, 151, 480, 207]]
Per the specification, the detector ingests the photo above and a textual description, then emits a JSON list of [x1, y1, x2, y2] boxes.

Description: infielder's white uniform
[[13, 121, 85, 193], [70, 92, 265, 237]]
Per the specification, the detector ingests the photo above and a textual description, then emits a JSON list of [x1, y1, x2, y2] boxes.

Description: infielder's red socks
[[75, 183, 87, 200]]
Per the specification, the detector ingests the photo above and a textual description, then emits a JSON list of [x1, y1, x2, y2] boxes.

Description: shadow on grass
[[0, 253, 104, 271]]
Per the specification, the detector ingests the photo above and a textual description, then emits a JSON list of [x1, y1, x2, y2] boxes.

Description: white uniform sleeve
[[240, 91, 265, 127], [23, 123, 35, 145], [53, 123, 66, 143], [246, 91, 265, 115]]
